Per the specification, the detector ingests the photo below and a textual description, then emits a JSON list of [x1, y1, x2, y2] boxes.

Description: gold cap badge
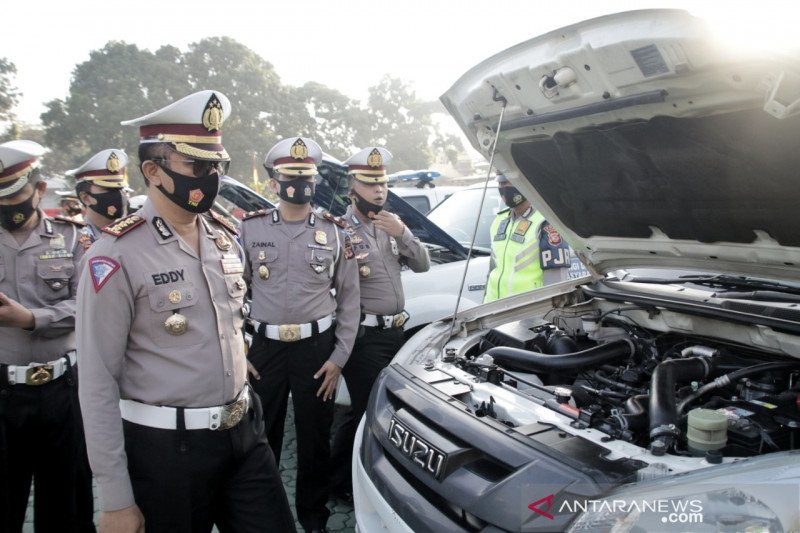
[[367, 148, 383, 168], [202, 93, 225, 132], [106, 152, 122, 173], [290, 138, 308, 160]]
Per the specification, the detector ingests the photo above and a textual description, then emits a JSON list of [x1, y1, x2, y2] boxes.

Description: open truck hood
[[441, 9, 800, 280]]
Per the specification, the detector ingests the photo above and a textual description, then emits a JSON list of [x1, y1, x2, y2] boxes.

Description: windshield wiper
[[626, 274, 800, 296]]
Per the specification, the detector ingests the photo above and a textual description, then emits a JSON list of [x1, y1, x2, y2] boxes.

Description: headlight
[[565, 453, 798, 532]]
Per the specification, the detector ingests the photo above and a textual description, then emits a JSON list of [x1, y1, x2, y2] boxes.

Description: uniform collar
[[344, 205, 367, 227], [141, 201, 178, 245]]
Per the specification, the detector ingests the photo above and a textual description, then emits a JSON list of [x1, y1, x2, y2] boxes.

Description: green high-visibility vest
[[484, 207, 547, 303]]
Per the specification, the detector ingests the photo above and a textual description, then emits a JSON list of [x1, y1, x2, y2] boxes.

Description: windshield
[[428, 186, 504, 250]]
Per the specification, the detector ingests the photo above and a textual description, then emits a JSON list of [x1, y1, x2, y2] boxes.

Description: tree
[[364, 76, 436, 170], [293, 82, 371, 160], [41, 42, 191, 189], [0, 58, 19, 124]]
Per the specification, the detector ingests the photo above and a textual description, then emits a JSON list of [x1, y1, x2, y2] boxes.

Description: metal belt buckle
[[26, 364, 54, 385], [218, 397, 248, 430], [278, 324, 301, 342], [392, 312, 409, 329]]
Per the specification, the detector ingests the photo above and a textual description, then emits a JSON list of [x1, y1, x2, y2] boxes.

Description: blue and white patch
[[539, 223, 571, 270], [89, 256, 120, 292]]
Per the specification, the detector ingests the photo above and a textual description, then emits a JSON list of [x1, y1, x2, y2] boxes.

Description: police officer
[[0, 140, 94, 532], [329, 147, 430, 500], [68, 148, 130, 250], [77, 91, 295, 533], [241, 137, 360, 533], [56, 189, 86, 221], [484, 173, 585, 302]]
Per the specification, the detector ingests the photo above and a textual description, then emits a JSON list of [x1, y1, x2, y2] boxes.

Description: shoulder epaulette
[[207, 210, 239, 235], [321, 211, 347, 229], [497, 207, 511, 215], [242, 208, 271, 221], [52, 215, 86, 227], [102, 214, 145, 237]]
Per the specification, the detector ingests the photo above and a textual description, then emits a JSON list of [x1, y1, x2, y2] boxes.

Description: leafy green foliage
[[22, 38, 465, 189]]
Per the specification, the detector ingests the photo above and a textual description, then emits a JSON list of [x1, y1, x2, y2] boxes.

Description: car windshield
[[427, 186, 504, 250]]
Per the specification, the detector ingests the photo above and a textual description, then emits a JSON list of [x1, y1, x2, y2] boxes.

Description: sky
[[3, 0, 799, 126]]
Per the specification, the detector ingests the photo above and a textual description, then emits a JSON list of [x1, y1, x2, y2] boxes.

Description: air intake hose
[[485, 338, 634, 373]]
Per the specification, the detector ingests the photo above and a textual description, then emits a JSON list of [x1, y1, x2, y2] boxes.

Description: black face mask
[[87, 189, 127, 220], [158, 166, 220, 213], [352, 190, 384, 217], [0, 190, 38, 231], [277, 177, 314, 205], [500, 186, 526, 208]]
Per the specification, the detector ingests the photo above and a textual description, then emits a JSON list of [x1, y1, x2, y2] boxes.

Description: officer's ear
[[141, 160, 164, 187]]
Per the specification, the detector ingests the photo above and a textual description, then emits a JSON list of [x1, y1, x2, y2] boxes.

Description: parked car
[[353, 9, 800, 533], [390, 185, 463, 215], [426, 182, 503, 250]]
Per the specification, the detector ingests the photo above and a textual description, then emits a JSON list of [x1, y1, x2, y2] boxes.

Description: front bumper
[[353, 415, 414, 533]]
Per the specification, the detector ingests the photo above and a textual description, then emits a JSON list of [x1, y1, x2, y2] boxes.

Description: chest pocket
[[146, 284, 202, 348], [36, 260, 74, 303], [251, 249, 278, 283], [305, 249, 334, 278], [225, 275, 247, 299]]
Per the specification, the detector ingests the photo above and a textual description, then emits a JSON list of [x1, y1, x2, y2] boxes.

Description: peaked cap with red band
[[344, 146, 392, 184], [66, 148, 128, 189], [0, 140, 46, 198], [264, 137, 322, 177], [121, 90, 231, 162]]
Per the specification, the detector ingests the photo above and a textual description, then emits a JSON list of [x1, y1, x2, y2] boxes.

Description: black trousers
[[0, 363, 95, 533], [330, 326, 404, 494], [249, 329, 335, 532], [122, 389, 295, 533]]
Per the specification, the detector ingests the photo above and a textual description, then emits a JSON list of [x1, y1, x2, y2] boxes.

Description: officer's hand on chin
[[313, 361, 342, 401], [99, 505, 145, 533]]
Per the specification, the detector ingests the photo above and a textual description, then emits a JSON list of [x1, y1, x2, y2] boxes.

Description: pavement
[[23, 401, 356, 533]]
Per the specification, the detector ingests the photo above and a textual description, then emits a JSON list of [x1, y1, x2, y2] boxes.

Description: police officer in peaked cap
[[0, 140, 95, 532], [241, 136, 360, 533], [56, 189, 86, 221], [329, 146, 430, 501], [67, 148, 130, 250], [76, 90, 295, 532]]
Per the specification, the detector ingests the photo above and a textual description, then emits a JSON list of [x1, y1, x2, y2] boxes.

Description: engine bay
[[442, 301, 800, 468]]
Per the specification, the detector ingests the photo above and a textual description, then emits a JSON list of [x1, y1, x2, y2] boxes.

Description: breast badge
[[359, 265, 371, 278], [258, 265, 270, 280], [315, 230, 327, 245], [164, 313, 188, 335]]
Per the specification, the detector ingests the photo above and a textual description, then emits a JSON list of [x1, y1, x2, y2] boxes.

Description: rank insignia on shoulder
[[321, 211, 347, 229], [102, 214, 145, 237], [89, 256, 121, 292], [242, 209, 270, 221], [79, 233, 93, 251], [53, 215, 86, 227], [343, 235, 355, 260], [208, 210, 239, 235]]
